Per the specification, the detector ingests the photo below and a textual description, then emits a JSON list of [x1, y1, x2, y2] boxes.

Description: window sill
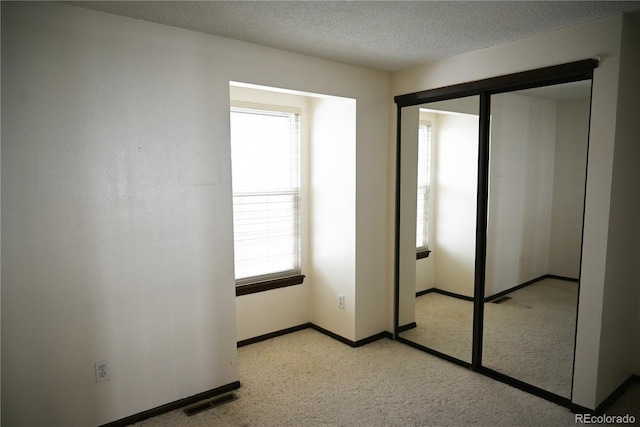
[[236, 274, 306, 296], [416, 250, 431, 260]]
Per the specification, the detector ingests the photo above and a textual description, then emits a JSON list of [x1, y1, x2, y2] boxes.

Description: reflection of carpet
[[400, 278, 577, 398], [400, 293, 474, 363], [484, 278, 578, 397]]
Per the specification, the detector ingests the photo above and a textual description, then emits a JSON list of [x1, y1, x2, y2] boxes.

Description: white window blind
[[230, 107, 301, 285], [417, 122, 431, 250]]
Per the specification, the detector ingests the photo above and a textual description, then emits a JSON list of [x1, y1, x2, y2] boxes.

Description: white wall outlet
[[95, 360, 110, 382], [338, 294, 345, 309]]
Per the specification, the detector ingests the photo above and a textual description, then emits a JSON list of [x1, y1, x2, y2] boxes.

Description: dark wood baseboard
[[99, 381, 241, 427], [484, 275, 546, 302], [309, 323, 392, 347], [237, 323, 311, 347], [398, 322, 417, 333], [354, 330, 394, 346], [484, 273, 578, 302], [416, 288, 474, 302], [570, 403, 596, 415], [591, 374, 640, 414], [545, 274, 579, 283], [417, 275, 579, 303], [239, 323, 392, 349]]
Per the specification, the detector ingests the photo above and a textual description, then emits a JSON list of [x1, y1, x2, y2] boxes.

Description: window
[[230, 106, 302, 286], [416, 121, 431, 257]]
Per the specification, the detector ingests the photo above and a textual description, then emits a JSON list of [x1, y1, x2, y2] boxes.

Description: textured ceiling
[[65, 1, 640, 72]]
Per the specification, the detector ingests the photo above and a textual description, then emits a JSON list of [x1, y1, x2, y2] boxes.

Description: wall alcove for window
[[230, 82, 360, 344], [393, 59, 597, 408]]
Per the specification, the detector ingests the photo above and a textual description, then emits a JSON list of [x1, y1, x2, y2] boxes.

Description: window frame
[[230, 102, 306, 294], [416, 118, 432, 259]]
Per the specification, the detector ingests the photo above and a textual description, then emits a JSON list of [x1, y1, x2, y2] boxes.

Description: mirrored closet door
[[394, 59, 597, 405], [397, 97, 479, 364], [482, 81, 592, 398]]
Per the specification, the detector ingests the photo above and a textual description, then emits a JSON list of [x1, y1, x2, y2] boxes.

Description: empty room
[[2, 2, 640, 426]]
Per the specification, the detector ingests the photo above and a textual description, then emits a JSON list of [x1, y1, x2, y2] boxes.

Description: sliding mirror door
[[482, 81, 592, 398], [397, 96, 479, 364], [394, 59, 598, 405]]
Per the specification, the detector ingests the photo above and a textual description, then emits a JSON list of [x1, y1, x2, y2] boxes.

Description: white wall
[[596, 15, 640, 404], [397, 106, 420, 327], [309, 97, 357, 341], [391, 14, 627, 410], [1, 3, 389, 425], [354, 84, 391, 340], [548, 98, 591, 278], [432, 113, 478, 298], [416, 258, 434, 293], [485, 93, 556, 296]]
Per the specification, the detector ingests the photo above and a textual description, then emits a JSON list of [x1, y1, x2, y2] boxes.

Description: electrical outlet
[[338, 294, 345, 309], [95, 360, 110, 382]]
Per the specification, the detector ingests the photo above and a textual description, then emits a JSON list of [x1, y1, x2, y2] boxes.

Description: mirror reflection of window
[[416, 121, 431, 251]]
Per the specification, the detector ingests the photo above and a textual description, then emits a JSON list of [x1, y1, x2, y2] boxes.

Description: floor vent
[[491, 296, 512, 304], [183, 392, 238, 417]]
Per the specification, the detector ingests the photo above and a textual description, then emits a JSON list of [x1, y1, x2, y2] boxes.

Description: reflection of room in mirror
[[482, 81, 590, 399], [485, 85, 591, 297], [400, 96, 479, 364]]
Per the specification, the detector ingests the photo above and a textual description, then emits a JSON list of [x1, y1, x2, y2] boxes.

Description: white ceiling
[[65, 1, 640, 72]]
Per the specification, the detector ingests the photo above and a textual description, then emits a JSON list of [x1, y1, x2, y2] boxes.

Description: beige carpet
[[134, 328, 582, 427], [400, 278, 577, 397], [483, 279, 578, 398]]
